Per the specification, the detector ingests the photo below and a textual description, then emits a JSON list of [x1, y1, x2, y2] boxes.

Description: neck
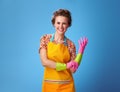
[[54, 32, 64, 42]]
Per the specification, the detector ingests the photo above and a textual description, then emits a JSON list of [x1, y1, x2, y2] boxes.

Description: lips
[[58, 29, 64, 32]]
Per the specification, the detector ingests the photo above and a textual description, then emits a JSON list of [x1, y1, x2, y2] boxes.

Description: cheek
[[54, 24, 58, 28], [64, 25, 69, 29]]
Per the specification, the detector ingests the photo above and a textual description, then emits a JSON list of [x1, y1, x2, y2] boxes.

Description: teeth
[[59, 30, 63, 32]]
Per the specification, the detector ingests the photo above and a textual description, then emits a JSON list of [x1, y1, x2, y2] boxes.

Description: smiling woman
[[54, 16, 69, 39], [39, 9, 88, 92]]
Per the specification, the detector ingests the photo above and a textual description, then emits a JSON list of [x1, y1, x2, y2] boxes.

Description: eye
[[63, 23, 66, 25], [57, 22, 60, 24], [63, 22, 68, 25]]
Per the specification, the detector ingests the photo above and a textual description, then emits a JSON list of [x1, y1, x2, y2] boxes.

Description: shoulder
[[66, 37, 75, 47], [40, 34, 52, 40], [40, 34, 53, 44], [39, 34, 52, 52]]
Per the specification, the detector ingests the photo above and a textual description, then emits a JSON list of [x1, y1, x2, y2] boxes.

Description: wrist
[[79, 48, 84, 54], [75, 53, 83, 64], [56, 62, 67, 71], [66, 62, 71, 69]]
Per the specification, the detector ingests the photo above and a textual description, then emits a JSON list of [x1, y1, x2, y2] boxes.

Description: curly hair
[[51, 9, 72, 27]]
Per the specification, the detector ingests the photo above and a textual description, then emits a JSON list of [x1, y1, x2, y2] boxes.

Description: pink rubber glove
[[78, 37, 88, 54], [67, 61, 78, 71]]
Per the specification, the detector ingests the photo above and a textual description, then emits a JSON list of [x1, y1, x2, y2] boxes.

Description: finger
[[85, 37, 88, 45], [83, 37, 86, 45], [82, 37, 87, 46], [78, 39, 81, 46], [83, 37, 87, 45], [80, 38, 84, 46]]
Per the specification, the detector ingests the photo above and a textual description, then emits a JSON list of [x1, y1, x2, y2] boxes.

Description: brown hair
[[51, 9, 72, 27]]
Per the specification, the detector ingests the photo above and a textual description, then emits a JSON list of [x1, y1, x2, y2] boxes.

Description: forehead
[[55, 16, 68, 22]]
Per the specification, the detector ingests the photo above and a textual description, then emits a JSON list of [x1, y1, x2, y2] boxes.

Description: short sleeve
[[67, 39, 76, 60], [38, 34, 52, 53]]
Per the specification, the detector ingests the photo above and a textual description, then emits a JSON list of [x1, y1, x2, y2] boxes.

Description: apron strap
[[64, 36, 67, 46], [50, 34, 67, 46], [50, 34, 54, 42]]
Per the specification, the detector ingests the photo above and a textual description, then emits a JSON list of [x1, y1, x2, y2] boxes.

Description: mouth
[[58, 29, 64, 32]]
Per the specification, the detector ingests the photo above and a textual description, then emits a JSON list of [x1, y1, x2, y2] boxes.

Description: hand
[[78, 37, 88, 54], [67, 61, 78, 72]]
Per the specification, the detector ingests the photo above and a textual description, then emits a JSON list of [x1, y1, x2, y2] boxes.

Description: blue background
[[0, 0, 120, 92]]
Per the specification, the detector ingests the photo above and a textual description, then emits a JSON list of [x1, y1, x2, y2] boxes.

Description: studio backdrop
[[0, 0, 120, 92]]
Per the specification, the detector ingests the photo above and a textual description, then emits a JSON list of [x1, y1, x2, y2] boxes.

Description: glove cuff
[[56, 62, 66, 71], [75, 53, 83, 64]]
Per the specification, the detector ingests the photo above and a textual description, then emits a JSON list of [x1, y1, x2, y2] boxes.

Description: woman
[[39, 9, 88, 92]]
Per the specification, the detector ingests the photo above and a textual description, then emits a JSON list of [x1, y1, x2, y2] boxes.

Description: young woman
[[39, 9, 88, 92]]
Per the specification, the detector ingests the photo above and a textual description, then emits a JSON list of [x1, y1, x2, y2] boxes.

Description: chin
[[58, 31, 65, 35]]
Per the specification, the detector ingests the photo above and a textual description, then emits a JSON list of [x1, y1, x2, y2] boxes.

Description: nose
[[60, 24, 63, 29]]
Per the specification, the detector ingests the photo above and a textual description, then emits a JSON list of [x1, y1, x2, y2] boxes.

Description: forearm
[[40, 48, 78, 71], [40, 48, 68, 71], [40, 48, 56, 69], [40, 56, 56, 69], [74, 53, 83, 65], [74, 37, 88, 65]]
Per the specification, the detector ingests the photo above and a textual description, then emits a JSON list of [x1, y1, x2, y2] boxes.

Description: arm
[[40, 48, 56, 69], [70, 37, 88, 72], [75, 37, 88, 64], [40, 47, 76, 71], [39, 34, 57, 69]]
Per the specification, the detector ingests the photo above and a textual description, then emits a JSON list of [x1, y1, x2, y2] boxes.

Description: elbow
[[41, 62, 46, 67], [41, 59, 48, 67]]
